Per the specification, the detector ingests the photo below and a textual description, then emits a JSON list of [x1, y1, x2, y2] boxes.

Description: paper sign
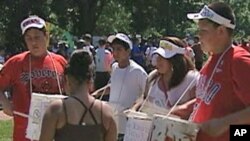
[[26, 93, 67, 140], [149, 114, 199, 141], [124, 117, 152, 141]]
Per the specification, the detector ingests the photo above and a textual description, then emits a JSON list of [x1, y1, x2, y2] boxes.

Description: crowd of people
[[0, 1, 250, 141]]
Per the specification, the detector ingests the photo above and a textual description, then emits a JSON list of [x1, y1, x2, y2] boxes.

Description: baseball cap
[[20, 15, 46, 34], [107, 33, 133, 49], [153, 40, 186, 59], [187, 5, 235, 29]]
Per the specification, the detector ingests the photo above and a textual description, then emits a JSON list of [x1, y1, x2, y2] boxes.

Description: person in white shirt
[[145, 40, 158, 72], [132, 36, 199, 119], [92, 33, 147, 141], [94, 37, 113, 101]]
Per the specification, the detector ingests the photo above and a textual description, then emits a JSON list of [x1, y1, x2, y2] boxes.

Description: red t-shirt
[[0, 51, 67, 141], [190, 46, 250, 141]]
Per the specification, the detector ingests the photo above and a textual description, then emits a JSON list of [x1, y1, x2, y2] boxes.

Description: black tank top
[[55, 96, 105, 141]]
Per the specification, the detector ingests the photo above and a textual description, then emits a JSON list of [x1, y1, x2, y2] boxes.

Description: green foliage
[[0, 120, 12, 141], [94, 0, 132, 35], [0, 0, 250, 54]]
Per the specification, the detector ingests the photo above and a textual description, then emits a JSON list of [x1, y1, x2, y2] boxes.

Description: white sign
[[26, 93, 67, 140], [124, 117, 152, 141], [149, 114, 200, 141]]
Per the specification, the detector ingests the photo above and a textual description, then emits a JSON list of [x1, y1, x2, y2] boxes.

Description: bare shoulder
[[45, 99, 64, 116], [100, 101, 113, 117]]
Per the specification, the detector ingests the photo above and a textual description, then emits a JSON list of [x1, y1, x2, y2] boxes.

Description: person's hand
[[2, 101, 13, 116], [200, 118, 228, 137]]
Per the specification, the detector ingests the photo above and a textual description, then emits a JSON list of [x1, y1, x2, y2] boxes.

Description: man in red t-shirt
[[187, 2, 250, 141], [0, 15, 67, 141]]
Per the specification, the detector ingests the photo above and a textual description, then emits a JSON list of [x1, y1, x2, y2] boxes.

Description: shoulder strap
[[71, 96, 88, 109], [84, 100, 98, 124], [143, 70, 158, 99]]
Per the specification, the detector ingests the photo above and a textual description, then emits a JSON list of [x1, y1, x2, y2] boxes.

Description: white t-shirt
[[109, 60, 148, 134], [95, 47, 112, 72], [147, 70, 199, 109]]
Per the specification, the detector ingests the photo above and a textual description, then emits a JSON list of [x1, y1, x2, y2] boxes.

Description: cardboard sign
[[124, 110, 153, 141], [149, 114, 200, 141], [26, 93, 67, 140]]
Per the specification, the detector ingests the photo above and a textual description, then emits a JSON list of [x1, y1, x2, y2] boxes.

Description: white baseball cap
[[20, 15, 46, 34], [187, 5, 235, 29], [107, 33, 133, 49], [153, 40, 186, 59]]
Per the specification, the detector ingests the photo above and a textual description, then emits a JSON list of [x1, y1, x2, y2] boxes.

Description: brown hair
[[208, 2, 235, 35]]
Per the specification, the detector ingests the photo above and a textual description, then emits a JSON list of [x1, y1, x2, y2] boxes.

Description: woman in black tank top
[[39, 50, 117, 141]]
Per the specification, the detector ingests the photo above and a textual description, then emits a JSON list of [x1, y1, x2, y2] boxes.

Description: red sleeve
[[0, 58, 17, 91], [232, 48, 250, 106]]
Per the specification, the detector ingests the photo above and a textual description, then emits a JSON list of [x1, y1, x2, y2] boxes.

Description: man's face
[[112, 43, 130, 63], [198, 19, 220, 52], [24, 28, 48, 57]]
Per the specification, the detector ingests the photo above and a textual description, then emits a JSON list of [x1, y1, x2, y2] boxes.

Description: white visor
[[153, 40, 185, 59], [187, 5, 235, 29]]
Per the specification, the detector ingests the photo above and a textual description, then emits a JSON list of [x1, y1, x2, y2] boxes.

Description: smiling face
[[24, 28, 48, 57]]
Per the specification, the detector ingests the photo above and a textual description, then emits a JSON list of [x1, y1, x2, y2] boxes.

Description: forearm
[[220, 106, 250, 126], [200, 106, 250, 137], [171, 98, 196, 119], [131, 96, 144, 111], [0, 90, 13, 116]]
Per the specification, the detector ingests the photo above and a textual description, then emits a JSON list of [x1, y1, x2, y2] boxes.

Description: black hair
[[98, 38, 106, 46], [64, 50, 94, 84], [111, 38, 130, 50], [208, 2, 235, 35]]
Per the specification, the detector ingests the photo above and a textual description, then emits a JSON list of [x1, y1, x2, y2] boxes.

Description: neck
[[162, 71, 172, 83], [160, 70, 173, 88], [118, 59, 130, 68], [212, 38, 232, 54], [71, 84, 93, 104], [30, 51, 48, 59]]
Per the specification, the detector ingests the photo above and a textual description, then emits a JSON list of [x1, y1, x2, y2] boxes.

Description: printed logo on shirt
[[196, 74, 221, 104], [20, 69, 57, 83], [20, 69, 63, 93]]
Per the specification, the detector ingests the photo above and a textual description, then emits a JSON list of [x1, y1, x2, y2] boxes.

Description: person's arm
[[91, 84, 111, 98], [0, 90, 13, 116], [102, 103, 117, 141], [170, 85, 197, 119], [39, 100, 62, 141], [130, 95, 144, 111], [170, 98, 196, 119], [200, 106, 250, 137]]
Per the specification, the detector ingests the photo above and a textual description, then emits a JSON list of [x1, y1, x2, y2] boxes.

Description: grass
[[0, 120, 12, 141]]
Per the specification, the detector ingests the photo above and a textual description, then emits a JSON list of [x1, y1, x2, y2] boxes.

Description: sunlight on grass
[[0, 120, 12, 141]]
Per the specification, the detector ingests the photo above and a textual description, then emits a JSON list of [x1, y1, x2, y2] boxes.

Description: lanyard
[[29, 51, 62, 95]]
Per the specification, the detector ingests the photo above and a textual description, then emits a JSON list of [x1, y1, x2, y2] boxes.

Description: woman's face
[[155, 54, 172, 74]]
